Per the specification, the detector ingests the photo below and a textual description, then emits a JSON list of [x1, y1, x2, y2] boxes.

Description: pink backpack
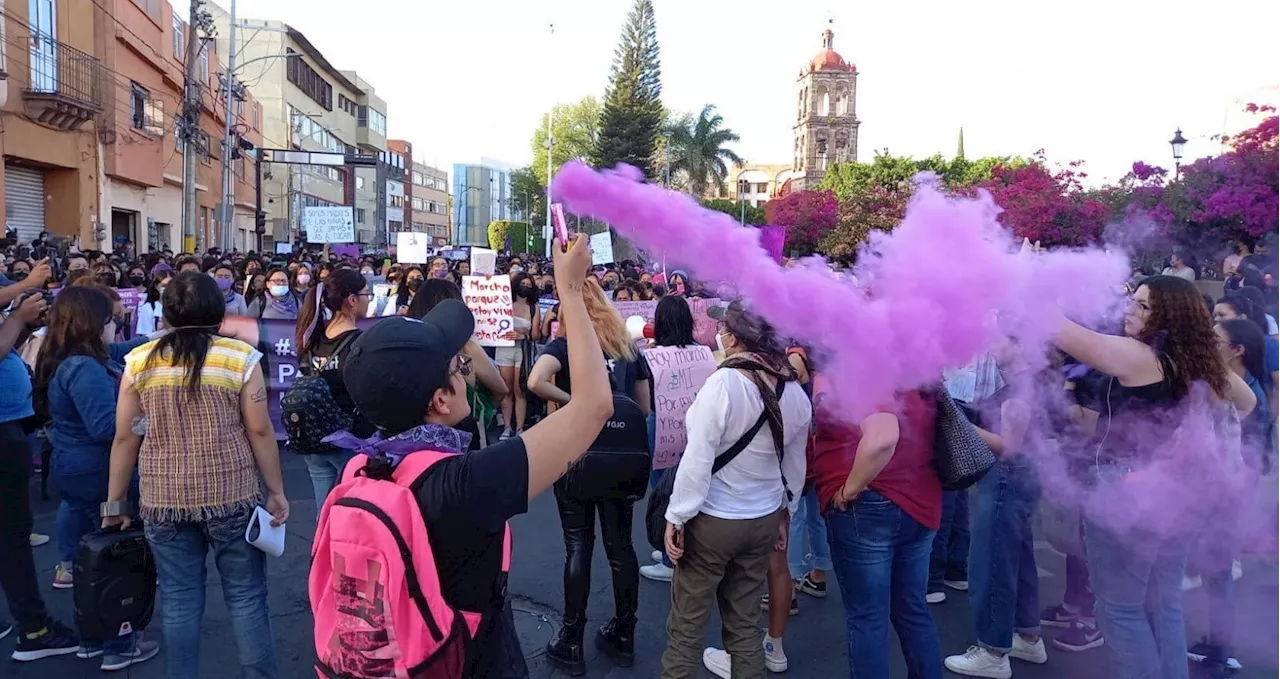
[[309, 450, 512, 678]]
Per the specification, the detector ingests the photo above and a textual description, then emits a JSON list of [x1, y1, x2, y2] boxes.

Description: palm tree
[[666, 104, 744, 197]]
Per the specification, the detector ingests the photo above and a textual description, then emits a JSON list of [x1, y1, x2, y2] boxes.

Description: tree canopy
[[666, 104, 744, 197], [531, 97, 600, 186], [592, 0, 664, 178]]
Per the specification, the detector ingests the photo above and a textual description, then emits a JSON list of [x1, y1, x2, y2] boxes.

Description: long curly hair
[[1136, 275, 1228, 399]]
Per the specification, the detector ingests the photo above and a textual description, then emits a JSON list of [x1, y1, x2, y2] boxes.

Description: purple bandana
[[323, 424, 472, 467]]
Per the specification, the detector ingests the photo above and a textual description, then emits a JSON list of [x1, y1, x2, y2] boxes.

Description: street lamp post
[[1169, 127, 1187, 180], [737, 178, 749, 225]]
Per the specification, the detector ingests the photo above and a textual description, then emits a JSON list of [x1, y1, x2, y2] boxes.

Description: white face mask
[[268, 285, 289, 298], [715, 332, 727, 354]]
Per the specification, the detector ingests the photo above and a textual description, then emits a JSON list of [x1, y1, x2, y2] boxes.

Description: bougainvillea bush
[[978, 157, 1109, 247], [764, 189, 838, 255]]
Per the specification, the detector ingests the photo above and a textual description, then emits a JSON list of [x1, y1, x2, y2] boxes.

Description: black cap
[[342, 299, 474, 434], [708, 299, 780, 354]]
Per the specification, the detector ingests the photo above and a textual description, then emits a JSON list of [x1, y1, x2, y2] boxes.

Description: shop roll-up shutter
[[4, 165, 47, 246]]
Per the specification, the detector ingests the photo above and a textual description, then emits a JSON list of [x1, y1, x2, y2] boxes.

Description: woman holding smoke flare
[[1049, 275, 1256, 679]]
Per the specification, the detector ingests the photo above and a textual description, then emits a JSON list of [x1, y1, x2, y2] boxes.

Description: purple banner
[[759, 225, 786, 265], [331, 244, 360, 259]]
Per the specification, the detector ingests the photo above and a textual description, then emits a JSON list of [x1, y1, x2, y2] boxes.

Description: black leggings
[[553, 484, 639, 627], [0, 420, 52, 633]]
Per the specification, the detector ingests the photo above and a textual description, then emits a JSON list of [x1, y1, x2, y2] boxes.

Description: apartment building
[[388, 139, 450, 246], [95, 0, 262, 253], [0, 0, 105, 246], [208, 5, 389, 248]]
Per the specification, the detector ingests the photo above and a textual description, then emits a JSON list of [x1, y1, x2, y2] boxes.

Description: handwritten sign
[[304, 206, 355, 244], [462, 275, 515, 347], [590, 231, 614, 266], [645, 345, 717, 468], [688, 298, 726, 348], [471, 248, 497, 276], [396, 232, 429, 264], [612, 300, 657, 323]]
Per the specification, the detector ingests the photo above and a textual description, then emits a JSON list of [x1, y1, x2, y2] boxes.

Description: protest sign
[[304, 206, 355, 243], [471, 248, 497, 276], [274, 242, 293, 255], [443, 247, 469, 261], [590, 231, 614, 266], [645, 344, 717, 468], [462, 275, 515, 347], [396, 232, 430, 264], [759, 225, 786, 264], [612, 300, 657, 323], [688, 298, 726, 347]]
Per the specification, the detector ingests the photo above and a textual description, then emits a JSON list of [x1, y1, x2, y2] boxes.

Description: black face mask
[[10, 271, 28, 282], [128, 274, 145, 286], [540, 284, 554, 294], [406, 278, 423, 293]]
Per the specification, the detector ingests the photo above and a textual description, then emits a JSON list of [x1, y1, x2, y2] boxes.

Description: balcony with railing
[[22, 31, 105, 131]]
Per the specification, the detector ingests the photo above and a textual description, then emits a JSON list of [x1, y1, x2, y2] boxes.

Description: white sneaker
[[1182, 575, 1203, 591], [926, 591, 947, 604], [763, 636, 788, 672], [651, 550, 664, 563], [944, 646, 1012, 679], [499, 427, 513, 441], [944, 578, 970, 591], [640, 563, 673, 582], [1010, 636, 1047, 664], [702, 648, 731, 679]]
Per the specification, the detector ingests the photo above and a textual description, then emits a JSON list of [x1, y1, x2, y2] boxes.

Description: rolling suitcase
[[73, 526, 157, 643]]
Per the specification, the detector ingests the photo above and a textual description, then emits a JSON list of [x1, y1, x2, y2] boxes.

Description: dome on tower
[[807, 28, 856, 73]]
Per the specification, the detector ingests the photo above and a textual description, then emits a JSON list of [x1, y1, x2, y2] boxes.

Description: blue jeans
[[647, 414, 673, 568], [827, 490, 943, 679], [1084, 467, 1193, 679], [144, 508, 278, 679], [968, 461, 1041, 652], [788, 489, 832, 579], [305, 449, 357, 509], [928, 489, 969, 592]]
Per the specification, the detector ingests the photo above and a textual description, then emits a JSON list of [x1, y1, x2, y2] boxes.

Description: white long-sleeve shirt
[[666, 368, 812, 528]]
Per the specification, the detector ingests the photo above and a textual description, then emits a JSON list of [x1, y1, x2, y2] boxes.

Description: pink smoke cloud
[[550, 162, 1130, 422]]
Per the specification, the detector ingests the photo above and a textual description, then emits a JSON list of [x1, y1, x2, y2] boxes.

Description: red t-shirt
[[808, 388, 943, 530]]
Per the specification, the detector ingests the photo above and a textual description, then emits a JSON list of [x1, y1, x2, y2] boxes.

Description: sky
[[200, 0, 1278, 186]]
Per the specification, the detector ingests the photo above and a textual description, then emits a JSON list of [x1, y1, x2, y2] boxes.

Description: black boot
[[545, 618, 586, 676], [596, 617, 635, 667]]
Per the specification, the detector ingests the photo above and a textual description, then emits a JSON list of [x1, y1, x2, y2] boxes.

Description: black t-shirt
[[412, 437, 530, 678], [304, 329, 376, 438], [537, 337, 651, 398]]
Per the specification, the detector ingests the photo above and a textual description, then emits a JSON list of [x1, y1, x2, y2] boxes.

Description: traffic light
[[254, 211, 267, 235]]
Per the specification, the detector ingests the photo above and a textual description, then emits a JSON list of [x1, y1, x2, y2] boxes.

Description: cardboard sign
[[304, 206, 355, 243], [471, 247, 497, 276], [612, 300, 657, 323], [396, 232, 429, 264], [462, 275, 515, 347], [645, 345, 717, 468], [688, 298, 726, 348], [590, 231, 614, 266]]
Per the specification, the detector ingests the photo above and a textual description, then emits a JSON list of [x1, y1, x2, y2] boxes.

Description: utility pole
[[218, 0, 238, 251], [180, 0, 205, 254], [543, 23, 554, 258]]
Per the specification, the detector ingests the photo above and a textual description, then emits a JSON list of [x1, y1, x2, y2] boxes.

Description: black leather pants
[[553, 485, 639, 627]]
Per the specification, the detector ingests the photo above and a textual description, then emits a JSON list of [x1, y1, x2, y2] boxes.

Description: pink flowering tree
[[1172, 107, 1278, 241], [765, 189, 838, 255], [978, 156, 1109, 246]]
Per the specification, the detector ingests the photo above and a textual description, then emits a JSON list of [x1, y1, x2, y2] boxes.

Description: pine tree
[[592, 0, 663, 178]]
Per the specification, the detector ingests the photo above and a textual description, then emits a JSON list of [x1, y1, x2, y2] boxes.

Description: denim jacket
[[48, 337, 149, 477]]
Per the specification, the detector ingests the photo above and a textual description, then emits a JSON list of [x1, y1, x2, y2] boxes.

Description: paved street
[[4, 452, 1277, 678]]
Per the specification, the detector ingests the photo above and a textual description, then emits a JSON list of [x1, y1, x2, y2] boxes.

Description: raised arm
[[518, 235, 614, 500], [1053, 315, 1163, 387]]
